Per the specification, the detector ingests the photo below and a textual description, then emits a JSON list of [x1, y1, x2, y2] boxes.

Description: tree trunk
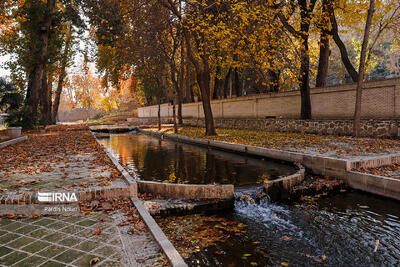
[[185, 49, 192, 103], [39, 70, 51, 124], [233, 67, 241, 96], [213, 65, 221, 99], [316, 0, 330, 87], [299, 0, 312, 120], [223, 68, 232, 99], [197, 68, 216, 135], [173, 98, 178, 133], [269, 69, 280, 92], [353, 0, 375, 137], [177, 40, 184, 125], [316, 30, 330, 87], [299, 44, 312, 119], [329, 3, 359, 82], [25, 0, 55, 128], [52, 23, 72, 123], [158, 96, 161, 131]]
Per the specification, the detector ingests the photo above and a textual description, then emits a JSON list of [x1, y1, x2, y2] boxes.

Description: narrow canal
[[97, 132, 400, 266]]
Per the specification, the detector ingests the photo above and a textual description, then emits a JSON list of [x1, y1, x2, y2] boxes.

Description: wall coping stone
[[0, 135, 28, 150]]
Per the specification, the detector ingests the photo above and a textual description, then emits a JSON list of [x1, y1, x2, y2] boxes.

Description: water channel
[[97, 132, 400, 266]]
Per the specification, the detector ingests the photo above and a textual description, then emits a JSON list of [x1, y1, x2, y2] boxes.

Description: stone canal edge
[[138, 128, 400, 201], [92, 131, 188, 267]]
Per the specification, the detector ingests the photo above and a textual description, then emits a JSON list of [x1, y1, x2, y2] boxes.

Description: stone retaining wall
[[184, 118, 400, 138], [127, 117, 400, 138]]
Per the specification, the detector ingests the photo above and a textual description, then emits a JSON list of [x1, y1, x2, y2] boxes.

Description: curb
[[0, 136, 28, 149], [264, 163, 306, 200], [131, 197, 187, 267], [346, 171, 400, 201]]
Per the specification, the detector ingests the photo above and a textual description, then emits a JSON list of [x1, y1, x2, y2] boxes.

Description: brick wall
[[138, 78, 400, 120]]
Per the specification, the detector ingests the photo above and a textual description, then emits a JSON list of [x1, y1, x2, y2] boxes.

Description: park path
[[0, 125, 166, 267]]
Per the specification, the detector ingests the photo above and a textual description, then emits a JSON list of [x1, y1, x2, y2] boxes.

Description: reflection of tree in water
[[98, 134, 296, 185]]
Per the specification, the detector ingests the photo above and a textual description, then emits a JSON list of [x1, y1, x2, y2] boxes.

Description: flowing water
[[97, 132, 400, 266]]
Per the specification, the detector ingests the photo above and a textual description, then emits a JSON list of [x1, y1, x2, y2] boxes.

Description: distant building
[[0, 113, 8, 126]]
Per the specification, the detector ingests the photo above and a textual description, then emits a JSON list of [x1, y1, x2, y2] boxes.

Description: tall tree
[[315, 0, 330, 87], [353, 0, 375, 137], [160, 0, 217, 135], [52, 22, 73, 122], [25, 0, 56, 127], [277, 0, 317, 119]]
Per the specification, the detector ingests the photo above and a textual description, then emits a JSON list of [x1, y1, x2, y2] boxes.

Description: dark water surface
[[188, 188, 400, 266], [97, 133, 297, 185], [97, 132, 400, 266]]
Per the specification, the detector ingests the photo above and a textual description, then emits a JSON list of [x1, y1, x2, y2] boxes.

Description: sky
[[0, 54, 10, 78]]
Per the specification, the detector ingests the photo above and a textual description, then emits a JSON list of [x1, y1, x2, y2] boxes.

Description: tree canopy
[[0, 0, 399, 133]]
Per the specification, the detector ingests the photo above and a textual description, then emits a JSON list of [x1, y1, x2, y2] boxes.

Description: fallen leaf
[[374, 240, 380, 252], [89, 257, 100, 265], [93, 227, 101, 235], [282, 235, 292, 241]]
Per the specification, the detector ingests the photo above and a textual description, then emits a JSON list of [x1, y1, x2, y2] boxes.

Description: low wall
[[0, 136, 28, 149], [127, 117, 400, 138], [264, 164, 305, 201], [57, 108, 103, 122], [137, 181, 234, 200], [346, 171, 400, 201], [138, 78, 400, 120]]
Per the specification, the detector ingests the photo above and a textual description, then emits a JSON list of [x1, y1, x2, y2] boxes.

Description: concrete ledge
[[89, 124, 138, 133], [345, 171, 400, 201], [127, 117, 173, 124], [132, 197, 187, 267], [137, 180, 234, 200], [0, 136, 28, 149], [139, 129, 400, 201], [79, 184, 134, 201], [348, 154, 400, 170], [264, 164, 305, 200]]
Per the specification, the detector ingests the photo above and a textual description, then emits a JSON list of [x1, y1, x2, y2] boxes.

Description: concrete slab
[[0, 136, 28, 150]]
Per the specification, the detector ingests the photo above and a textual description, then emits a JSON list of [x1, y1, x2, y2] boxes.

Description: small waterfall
[[234, 186, 298, 232]]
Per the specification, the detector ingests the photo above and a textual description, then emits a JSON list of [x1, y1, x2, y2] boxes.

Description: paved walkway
[[0, 126, 166, 266], [0, 129, 125, 195], [0, 211, 163, 266]]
